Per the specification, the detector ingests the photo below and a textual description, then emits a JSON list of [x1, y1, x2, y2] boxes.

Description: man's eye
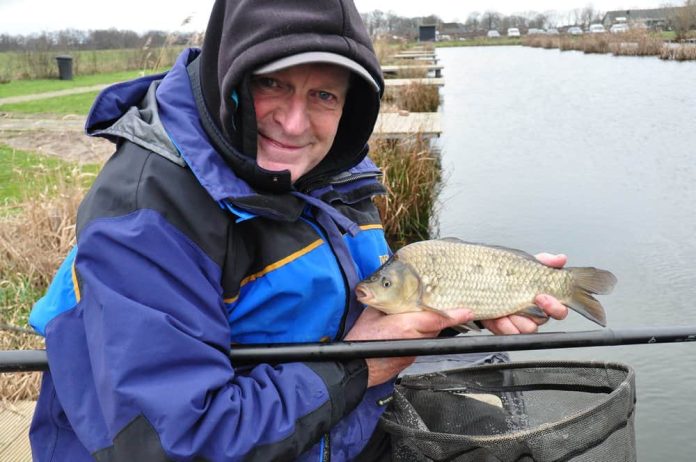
[[312, 90, 338, 105], [256, 77, 278, 88]]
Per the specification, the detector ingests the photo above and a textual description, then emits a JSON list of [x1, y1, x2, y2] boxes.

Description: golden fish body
[[355, 238, 616, 328]]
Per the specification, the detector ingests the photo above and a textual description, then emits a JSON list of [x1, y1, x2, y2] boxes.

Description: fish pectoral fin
[[418, 303, 454, 319], [517, 305, 549, 320]]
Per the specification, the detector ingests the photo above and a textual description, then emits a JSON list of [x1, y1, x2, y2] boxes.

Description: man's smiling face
[[251, 63, 350, 183]]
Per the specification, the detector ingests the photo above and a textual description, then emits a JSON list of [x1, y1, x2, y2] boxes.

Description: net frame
[[380, 360, 636, 462]]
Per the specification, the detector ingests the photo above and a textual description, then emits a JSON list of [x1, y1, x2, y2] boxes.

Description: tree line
[[0, 29, 199, 53], [360, 1, 696, 38], [359, 7, 606, 39]]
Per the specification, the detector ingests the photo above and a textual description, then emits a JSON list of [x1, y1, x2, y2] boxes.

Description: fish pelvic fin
[[451, 321, 482, 333], [517, 305, 549, 321], [566, 267, 616, 327]]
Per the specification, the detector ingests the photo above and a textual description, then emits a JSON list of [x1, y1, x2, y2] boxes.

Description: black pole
[[2, 326, 696, 373]]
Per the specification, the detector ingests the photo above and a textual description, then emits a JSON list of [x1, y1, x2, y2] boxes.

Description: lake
[[434, 45, 696, 460]]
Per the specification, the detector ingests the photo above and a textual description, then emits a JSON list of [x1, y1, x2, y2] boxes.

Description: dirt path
[[0, 113, 112, 164], [0, 84, 108, 106]]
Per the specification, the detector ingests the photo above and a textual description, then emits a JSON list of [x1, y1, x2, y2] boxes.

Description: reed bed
[[524, 31, 696, 60], [370, 136, 442, 249], [384, 82, 440, 113], [0, 47, 184, 81], [660, 43, 696, 60], [0, 165, 89, 400]]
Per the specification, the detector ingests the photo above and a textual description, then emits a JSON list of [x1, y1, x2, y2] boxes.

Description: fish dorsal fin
[[439, 237, 465, 243]]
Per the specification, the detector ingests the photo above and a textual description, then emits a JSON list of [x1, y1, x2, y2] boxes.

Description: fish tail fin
[[566, 267, 617, 327], [569, 267, 617, 295]]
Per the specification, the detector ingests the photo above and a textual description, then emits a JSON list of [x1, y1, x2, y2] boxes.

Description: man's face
[[251, 63, 350, 183]]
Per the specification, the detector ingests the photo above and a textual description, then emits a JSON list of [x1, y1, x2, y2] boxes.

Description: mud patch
[[0, 129, 112, 164]]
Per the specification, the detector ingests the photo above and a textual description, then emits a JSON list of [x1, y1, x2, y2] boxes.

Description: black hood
[[197, 0, 384, 193]]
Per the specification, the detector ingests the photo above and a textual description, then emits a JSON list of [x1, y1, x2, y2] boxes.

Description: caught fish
[[355, 238, 617, 330]]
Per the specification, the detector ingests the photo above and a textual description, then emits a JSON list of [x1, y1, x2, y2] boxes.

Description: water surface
[[435, 46, 696, 460]]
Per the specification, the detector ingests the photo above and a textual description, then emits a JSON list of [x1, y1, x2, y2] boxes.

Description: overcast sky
[[0, 0, 681, 35]]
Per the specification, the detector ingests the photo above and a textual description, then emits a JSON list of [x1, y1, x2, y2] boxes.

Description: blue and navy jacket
[[28, 48, 393, 461]]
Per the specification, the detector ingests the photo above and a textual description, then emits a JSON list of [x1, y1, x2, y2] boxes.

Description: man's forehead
[[252, 51, 379, 92], [255, 63, 350, 87]]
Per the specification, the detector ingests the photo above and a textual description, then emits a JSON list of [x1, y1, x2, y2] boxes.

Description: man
[[28, 1, 567, 460]]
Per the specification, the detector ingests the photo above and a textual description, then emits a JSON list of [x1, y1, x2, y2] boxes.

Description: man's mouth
[[258, 132, 305, 150]]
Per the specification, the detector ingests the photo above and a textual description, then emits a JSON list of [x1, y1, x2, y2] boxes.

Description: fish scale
[[356, 238, 615, 327]]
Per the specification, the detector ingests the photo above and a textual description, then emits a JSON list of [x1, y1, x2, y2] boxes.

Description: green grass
[[0, 90, 100, 115], [435, 37, 522, 47], [0, 144, 99, 206], [0, 69, 165, 99]]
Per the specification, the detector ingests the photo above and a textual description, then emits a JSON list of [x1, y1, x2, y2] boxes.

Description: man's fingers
[[417, 308, 474, 333], [534, 252, 567, 268], [481, 316, 519, 335], [483, 315, 542, 335], [535, 294, 569, 321]]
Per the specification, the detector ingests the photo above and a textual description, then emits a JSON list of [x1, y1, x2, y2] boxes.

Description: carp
[[355, 238, 616, 330]]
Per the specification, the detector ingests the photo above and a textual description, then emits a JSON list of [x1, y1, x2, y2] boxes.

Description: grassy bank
[[0, 91, 100, 115], [436, 37, 522, 48], [0, 47, 183, 82], [0, 69, 167, 99], [0, 145, 99, 205], [1, 145, 97, 399]]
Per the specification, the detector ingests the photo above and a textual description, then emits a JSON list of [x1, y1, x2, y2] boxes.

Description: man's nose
[[275, 96, 310, 136]]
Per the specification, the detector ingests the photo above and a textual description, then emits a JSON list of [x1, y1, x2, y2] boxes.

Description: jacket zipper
[[299, 170, 381, 193], [320, 432, 331, 462]]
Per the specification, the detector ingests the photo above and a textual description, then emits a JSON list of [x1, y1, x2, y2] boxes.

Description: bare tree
[[465, 12, 481, 32], [673, 0, 696, 38], [481, 11, 502, 31]]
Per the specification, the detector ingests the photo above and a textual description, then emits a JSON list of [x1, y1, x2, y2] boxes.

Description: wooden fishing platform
[[384, 78, 445, 88], [392, 54, 438, 62], [382, 65, 443, 78], [373, 112, 441, 138], [0, 401, 34, 461]]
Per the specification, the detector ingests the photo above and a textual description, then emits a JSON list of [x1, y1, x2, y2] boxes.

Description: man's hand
[[481, 253, 570, 335], [345, 306, 473, 387]]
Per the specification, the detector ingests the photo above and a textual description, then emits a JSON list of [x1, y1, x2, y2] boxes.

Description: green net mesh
[[380, 361, 636, 462]]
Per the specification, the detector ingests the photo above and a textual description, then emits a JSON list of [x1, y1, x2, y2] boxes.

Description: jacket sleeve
[[43, 208, 368, 461]]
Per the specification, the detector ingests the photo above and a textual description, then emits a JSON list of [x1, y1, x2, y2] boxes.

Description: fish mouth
[[355, 284, 373, 304]]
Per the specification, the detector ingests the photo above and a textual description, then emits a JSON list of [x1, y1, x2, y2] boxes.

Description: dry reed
[[0, 165, 88, 400], [369, 135, 441, 249], [384, 82, 440, 113], [661, 43, 696, 60], [525, 31, 696, 60]]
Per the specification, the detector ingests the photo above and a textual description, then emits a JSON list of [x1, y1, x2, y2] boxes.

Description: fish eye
[[381, 277, 391, 288]]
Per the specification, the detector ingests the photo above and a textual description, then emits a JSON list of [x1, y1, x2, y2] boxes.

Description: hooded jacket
[[29, 1, 393, 460]]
